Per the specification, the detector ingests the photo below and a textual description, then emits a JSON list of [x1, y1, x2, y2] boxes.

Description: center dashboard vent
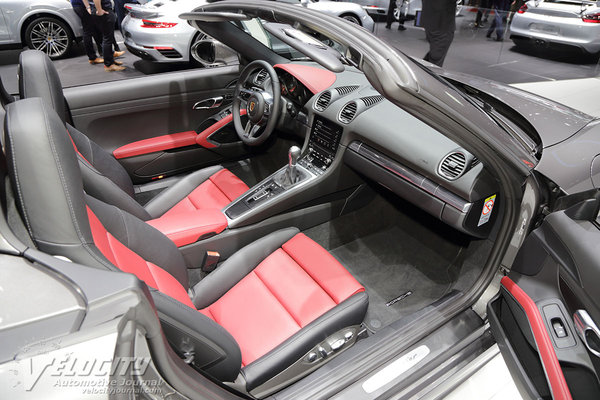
[[439, 152, 467, 180], [314, 91, 332, 112], [338, 101, 358, 124], [336, 85, 359, 96], [254, 69, 268, 85], [360, 95, 385, 107]]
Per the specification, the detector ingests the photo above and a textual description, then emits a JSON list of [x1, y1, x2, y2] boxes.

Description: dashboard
[[252, 64, 499, 238]]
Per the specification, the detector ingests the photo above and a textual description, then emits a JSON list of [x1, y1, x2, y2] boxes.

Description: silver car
[[122, 0, 374, 64], [510, 0, 600, 54], [0, 0, 83, 59]]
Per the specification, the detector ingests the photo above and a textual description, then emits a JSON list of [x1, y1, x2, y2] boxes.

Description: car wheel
[[340, 14, 362, 26], [25, 17, 73, 60], [190, 32, 209, 66]]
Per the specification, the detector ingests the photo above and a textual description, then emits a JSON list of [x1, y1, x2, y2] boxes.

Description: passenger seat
[[18, 50, 248, 221], [4, 98, 368, 394]]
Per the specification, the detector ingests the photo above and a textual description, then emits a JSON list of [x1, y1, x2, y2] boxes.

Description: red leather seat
[[4, 98, 369, 392], [19, 49, 248, 222]]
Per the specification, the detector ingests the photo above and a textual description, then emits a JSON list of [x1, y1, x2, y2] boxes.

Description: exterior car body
[[122, 0, 374, 64], [340, 0, 391, 17], [395, 0, 464, 20], [0, 0, 83, 59], [510, 0, 600, 55]]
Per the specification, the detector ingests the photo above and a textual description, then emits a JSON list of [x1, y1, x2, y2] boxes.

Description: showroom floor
[[1, 13, 599, 95]]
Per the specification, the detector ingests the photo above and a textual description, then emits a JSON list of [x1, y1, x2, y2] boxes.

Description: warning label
[[478, 194, 496, 227]]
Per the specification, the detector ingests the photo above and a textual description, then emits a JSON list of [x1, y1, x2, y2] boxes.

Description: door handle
[[573, 309, 600, 357], [193, 96, 223, 110]]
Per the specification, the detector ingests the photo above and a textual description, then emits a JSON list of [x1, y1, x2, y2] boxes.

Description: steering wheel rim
[[232, 60, 281, 146]]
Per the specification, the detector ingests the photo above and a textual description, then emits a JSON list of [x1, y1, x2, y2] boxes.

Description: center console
[[224, 116, 344, 220]]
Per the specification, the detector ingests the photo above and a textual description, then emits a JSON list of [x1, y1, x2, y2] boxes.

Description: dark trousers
[[92, 10, 116, 67], [386, 1, 405, 27], [72, 6, 102, 60], [114, 0, 126, 32], [487, 8, 507, 39], [424, 29, 454, 67]]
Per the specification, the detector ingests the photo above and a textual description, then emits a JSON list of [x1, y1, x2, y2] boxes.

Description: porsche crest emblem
[[249, 101, 256, 112]]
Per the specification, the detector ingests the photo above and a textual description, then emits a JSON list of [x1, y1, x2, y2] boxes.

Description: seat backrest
[[4, 98, 242, 381], [0, 76, 14, 107], [18, 50, 149, 220]]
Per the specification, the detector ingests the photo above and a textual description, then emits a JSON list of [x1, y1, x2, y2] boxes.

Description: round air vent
[[438, 152, 467, 180], [314, 90, 332, 112], [338, 101, 358, 124], [254, 69, 268, 85]]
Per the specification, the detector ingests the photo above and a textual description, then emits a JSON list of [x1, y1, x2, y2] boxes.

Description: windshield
[[231, 17, 347, 62]]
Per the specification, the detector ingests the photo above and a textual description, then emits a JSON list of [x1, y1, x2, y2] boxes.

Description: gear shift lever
[[286, 146, 301, 184]]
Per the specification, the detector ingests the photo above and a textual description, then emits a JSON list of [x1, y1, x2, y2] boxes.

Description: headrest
[[4, 98, 92, 249], [18, 50, 67, 123]]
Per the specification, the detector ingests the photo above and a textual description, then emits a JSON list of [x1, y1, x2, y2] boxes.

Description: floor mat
[[329, 226, 462, 331]]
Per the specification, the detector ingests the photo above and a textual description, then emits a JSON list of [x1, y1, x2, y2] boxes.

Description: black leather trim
[[19, 50, 67, 123], [144, 165, 224, 218], [86, 195, 190, 289], [68, 124, 136, 198], [191, 227, 299, 309], [152, 290, 242, 382], [242, 291, 369, 390]]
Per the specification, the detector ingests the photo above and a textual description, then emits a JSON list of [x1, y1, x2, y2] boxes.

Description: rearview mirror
[[191, 39, 239, 67]]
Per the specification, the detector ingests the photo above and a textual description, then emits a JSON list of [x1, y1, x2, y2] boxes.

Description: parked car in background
[[510, 0, 600, 55], [123, 0, 374, 65], [0, 0, 83, 59], [395, 0, 465, 21], [332, 0, 391, 19]]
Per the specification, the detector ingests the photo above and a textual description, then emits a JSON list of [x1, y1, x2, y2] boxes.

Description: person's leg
[[496, 10, 506, 39], [72, 6, 99, 61], [486, 8, 497, 37], [424, 30, 453, 67], [113, 0, 126, 32], [386, 0, 397, 28], [94, 12, 115, 67]]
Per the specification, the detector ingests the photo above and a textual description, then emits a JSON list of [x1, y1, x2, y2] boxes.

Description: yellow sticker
[[478, 194, 496, 227]]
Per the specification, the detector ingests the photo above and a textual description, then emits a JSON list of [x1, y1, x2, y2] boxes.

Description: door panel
[[489, 196, 600, 400], [63, 66, 249, 182]]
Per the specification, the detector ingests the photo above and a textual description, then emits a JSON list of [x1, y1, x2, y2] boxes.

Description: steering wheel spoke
[[232, 60, 281, 146]]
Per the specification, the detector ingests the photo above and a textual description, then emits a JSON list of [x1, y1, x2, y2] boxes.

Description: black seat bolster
[[144, 165, 224, 219], [79, 159, 151, 221], [242, 291, 369, 391], [68, 124, 136, 198], [191, 227, 300, 309], [152, 290, 242, 382]]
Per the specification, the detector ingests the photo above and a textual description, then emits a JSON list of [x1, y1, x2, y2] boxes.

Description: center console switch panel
[[299, 116, 343, 175], [147, 209, 228, 247]]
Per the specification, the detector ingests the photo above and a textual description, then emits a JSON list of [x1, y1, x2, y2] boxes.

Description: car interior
[[0, 15, 506, 399]]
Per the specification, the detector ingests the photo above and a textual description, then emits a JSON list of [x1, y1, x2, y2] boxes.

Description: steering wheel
[[232, 60, 281, 146]]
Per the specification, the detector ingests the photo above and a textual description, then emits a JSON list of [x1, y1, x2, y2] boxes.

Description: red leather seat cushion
[[162, 169, 249, 218], [200, 233, 364, 366]]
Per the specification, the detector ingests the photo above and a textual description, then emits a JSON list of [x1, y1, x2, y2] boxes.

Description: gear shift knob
[[288, 146, 301, 168]]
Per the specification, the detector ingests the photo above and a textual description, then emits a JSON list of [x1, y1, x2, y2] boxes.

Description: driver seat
[[18, 50, 248, 221]]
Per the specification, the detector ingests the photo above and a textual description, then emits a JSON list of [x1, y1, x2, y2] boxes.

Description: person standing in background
[[89, 0, 125, 71], [70, 0, 103, 65], [385, 0, 406, 31], [422, 0, 457, 67], [113, 0, 126, 32], [486, 0, 511, 41]]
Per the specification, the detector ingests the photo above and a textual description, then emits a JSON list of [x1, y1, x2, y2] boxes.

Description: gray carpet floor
[[304, 193, 486, 332]]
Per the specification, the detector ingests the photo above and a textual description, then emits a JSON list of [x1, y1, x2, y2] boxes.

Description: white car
[[0, 0, 83, 59], [123, 0, 374, 64], [510, 0, 600, 55]]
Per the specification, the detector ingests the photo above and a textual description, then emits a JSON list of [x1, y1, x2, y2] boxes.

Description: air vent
[[470, 157, 480, 169], [314, 90, 332, 112], [254, 69, 268, 85], [338, 101, 358, 124], [335, 85, 359, 96], [360, 95, 385, 107], [439, 152, 467, 180]]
